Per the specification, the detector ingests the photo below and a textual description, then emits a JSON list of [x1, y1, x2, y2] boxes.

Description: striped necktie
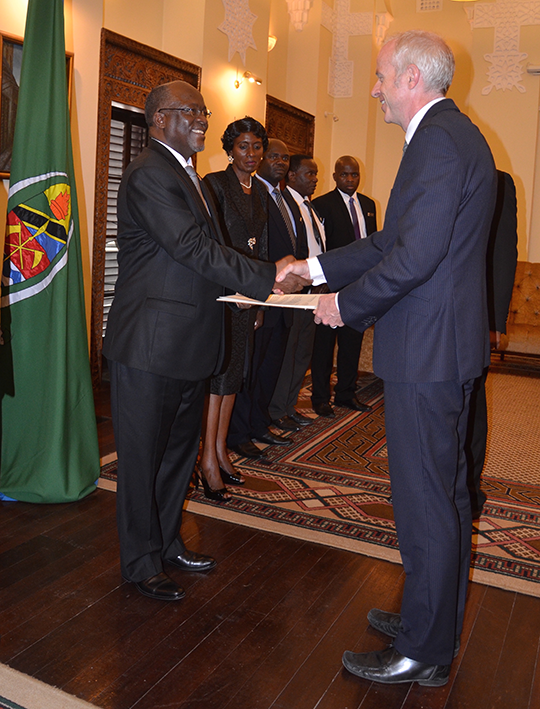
[[273, 188, 296, 250], [185, 164, 210, 214]]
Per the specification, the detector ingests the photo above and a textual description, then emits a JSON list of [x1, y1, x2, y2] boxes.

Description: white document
[[217, 293, 320, 310]]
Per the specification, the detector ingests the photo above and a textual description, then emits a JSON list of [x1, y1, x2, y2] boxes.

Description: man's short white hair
[[389, 30, 455, 96]]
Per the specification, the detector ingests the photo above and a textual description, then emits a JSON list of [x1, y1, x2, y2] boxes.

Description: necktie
[[185, 164, 210, 214], [304, 199, 324, 252], [273, 188, 296, 250], [349, 196, 361, 240]]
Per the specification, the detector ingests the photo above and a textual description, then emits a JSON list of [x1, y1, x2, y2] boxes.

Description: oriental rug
[[0, 663, 100, 709], [98, 363, 540, 598]]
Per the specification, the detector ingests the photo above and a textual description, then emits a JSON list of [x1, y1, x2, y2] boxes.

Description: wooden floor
[[1, 386, 540, 708]]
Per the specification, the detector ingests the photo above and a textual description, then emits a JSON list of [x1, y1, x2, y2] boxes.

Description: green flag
[[0, 0, 99, 502]]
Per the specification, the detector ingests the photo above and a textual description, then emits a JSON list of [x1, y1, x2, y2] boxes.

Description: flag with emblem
[[0, 0, 99, 502]]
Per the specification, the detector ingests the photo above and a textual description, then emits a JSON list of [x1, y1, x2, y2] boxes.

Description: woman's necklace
[[239, 175, 252, 189]]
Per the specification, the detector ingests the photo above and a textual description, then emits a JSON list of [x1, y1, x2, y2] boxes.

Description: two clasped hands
[[273, 256, 344, 329]]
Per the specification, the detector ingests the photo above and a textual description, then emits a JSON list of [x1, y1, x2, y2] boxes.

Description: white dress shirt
[[338, 189, 368, 240], [152, 137, 193, 169], [286, 186, 324, 257]]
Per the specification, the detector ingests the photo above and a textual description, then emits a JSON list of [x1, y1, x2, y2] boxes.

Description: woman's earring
[[228, 155, 234, 164]]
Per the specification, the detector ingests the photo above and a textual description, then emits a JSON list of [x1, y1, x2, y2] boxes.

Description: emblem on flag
[[2, 176, 72, 304]]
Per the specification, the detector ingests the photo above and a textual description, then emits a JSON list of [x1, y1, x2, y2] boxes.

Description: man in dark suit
[[466, 170, 518, 517], [103, 82, 305, 601], [311, 156, 377, 417], [278, 31, 497, 685], [227, 139, 309, 459], [269, 154, 324, 432]]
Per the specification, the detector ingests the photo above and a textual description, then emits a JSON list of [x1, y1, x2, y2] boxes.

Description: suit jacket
[[486, 170, 518, 334], [312, 188, 377, 250], [319, 99, 497, 383], [262, 184, 308, 262], [260, 183, 308, 327], [103, 140, 275, 381], [203, 164, 268, 260]]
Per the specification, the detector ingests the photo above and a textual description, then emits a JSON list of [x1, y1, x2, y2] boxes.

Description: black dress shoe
[[289, 410, 312, 426], [313, 402, 335, 418], [219, 466, 245, 485], [368, 608, 402, 637], [342, 647, 450, 686], [252, 431, 292, 446], [167, 549, 217, 572], [368, 608, 461, 657], [334, 396, 372, 413], [134, 572, 185, 601], [231, 441, 267, 459], [272, 416, 301, 432]]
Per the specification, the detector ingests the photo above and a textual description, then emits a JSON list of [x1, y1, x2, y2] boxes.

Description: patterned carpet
[[99, 361, 540, 598]]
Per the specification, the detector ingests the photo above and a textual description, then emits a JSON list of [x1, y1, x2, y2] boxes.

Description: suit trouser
[[465, 366, 489, 515], [310, 323, 364, 405], [269, 308, 316, 421], [109, 360, 205, 582], [384, 378, 474, 666], [227, 312, 291, 446]]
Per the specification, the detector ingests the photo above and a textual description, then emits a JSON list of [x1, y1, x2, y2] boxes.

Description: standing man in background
[[270, 154, 325, 432], [466, 169, 518, 518], [311, 156, 377, 418], [278, 31, 497, 685]]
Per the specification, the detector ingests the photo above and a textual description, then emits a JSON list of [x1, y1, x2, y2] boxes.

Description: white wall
[[2, 0, 540, 292]]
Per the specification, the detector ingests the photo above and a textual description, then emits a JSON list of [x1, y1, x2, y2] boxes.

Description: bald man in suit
[[311, 156, 377, 417], [104, 82, 306, 601]]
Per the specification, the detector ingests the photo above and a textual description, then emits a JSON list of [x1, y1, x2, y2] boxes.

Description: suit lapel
[[282, 187, 306, 257], [410, 98, 459, 146], [357, 193, 376, 234], [148, 140, 223, 242], [332, 188, 350, 222], [332, 188, 355, 241]]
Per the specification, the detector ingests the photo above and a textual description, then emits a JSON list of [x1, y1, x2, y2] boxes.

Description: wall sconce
[[234, 71, 263, 89], [325, 111, 339, 122], [268, 35, 277, 52]]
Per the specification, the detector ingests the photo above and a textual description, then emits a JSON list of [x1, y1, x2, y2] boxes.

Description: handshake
[[272, 255, 312, 295], [272, 257, 344, 329]]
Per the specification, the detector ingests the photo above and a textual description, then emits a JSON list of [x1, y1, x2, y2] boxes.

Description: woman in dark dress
[[199, 117, 268, 499]]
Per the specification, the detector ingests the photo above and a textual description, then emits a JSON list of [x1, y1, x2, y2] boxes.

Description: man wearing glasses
[[104, 80, 306, 601]]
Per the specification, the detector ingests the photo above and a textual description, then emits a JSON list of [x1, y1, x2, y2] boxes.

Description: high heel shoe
[[194, 466, 231, 502], [219, 466, 245, 486]]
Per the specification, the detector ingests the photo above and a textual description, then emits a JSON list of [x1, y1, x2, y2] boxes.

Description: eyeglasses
[[158, 107, 212, 118]]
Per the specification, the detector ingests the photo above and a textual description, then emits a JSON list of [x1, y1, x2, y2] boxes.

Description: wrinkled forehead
[[168, 82, 205, 107]]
